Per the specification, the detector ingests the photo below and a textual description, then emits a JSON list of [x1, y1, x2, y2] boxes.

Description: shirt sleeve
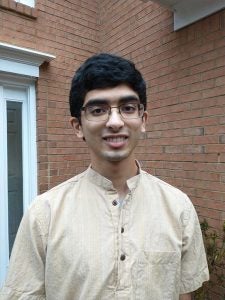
[[180, 196, 209, 294], [0, 200, 48, 299]]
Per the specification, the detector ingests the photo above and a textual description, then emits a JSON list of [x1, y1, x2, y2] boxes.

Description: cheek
[[82, 123, 102, 138], [129, 121, 145, 132]]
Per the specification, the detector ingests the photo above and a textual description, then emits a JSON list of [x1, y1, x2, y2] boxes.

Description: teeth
[[106, 137, 126, 142]]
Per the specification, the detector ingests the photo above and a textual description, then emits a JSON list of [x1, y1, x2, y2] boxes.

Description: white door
[[0, 82, 37, 287]]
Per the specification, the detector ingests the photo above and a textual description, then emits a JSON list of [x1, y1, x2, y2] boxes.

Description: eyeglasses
[[81, 102, 144, 122]]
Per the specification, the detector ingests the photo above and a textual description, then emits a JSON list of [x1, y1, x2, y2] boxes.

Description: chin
[[102, 151, 131, 162]]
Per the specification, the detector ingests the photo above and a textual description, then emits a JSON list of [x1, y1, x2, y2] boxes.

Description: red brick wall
[[0, 0, 99, 191], [99, 0, 225, 229], [1, 0, 225, 232]]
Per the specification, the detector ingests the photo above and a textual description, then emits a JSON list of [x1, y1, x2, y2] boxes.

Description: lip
[[102, 135, 128, 149]]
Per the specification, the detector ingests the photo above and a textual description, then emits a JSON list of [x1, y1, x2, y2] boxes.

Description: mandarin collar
[[86, 161, 141, 192]]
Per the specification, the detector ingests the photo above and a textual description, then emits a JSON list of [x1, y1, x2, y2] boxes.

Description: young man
[[0, 53, 209, 299]]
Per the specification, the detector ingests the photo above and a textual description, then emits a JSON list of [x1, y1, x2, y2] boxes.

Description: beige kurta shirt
[[0, 166, 209, 300]]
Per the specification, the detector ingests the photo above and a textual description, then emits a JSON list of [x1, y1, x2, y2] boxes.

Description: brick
[[179, 91, 202, 103], [202, 85, 225, 99], [187, 171, 220, 182], [220, 116, 225, 124], [161, 128, 182, 138], [195, 189, 225, 201], [219, 135, 225, 144], [16, 2, 24, 14], [190, 60, 215, 75], [202, 66, 225, 81], [216, 75, 225, 86], [164, 145, 183, 154], [148, 136, 192, 146], [191, 96, 225, 110], [205, 125, 225, 135], [192, 153, 219, 163], [183, 178, 225, 192], [205, 144, 225, 153], [183, 145, 205, 153], [183, 127, 204, 136], [193, 135, 219, 144], [221, 174, 225, 182], [8, 0, 16, 10], [0, 0, 9, 8]]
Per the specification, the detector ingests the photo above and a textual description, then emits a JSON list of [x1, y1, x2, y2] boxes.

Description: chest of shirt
[[44, 176, 184, 299], [46, 186, 183, 271]]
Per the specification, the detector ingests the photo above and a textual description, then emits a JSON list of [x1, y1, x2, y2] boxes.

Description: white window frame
[[14, 0, 35, 8]]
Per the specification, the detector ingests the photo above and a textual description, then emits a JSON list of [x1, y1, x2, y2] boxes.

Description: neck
[[91, 158, 138, 199]]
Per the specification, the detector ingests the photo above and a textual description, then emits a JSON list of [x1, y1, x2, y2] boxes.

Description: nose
[[105, 107, 124, 130]]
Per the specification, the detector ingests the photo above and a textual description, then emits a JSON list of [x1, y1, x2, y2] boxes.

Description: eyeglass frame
[[80, 101, 145, 122]]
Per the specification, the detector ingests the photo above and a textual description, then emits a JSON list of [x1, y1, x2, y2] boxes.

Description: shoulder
[[26, 169, 88, 227], [33, 169, 87, 204], [139, 170, 195, 223], [41, 169, 87, 197], [140, 170, 188, 200]]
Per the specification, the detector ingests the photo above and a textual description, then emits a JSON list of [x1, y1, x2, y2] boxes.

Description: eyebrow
[[85, 95, 140, 107]]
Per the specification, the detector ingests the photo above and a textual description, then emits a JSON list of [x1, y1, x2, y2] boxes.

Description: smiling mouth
[[103, 136, 128, 148]]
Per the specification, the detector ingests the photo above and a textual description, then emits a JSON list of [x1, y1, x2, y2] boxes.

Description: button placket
[[117, 192, 132, 290], [108, 189, 120, 225]]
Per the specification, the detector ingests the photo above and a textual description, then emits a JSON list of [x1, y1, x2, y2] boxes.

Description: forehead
[[83, 84, 139, 105]]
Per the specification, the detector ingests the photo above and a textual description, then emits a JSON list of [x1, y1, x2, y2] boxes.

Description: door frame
[[0, 75, 37, 286]]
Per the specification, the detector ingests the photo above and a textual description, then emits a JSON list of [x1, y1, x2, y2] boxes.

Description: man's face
[[70, 84, 147, 166]]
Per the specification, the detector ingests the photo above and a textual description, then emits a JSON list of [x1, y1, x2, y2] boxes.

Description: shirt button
[[121, 227, 124, 233], [120, 254, 126, 261], [112, 200, 118, 206]]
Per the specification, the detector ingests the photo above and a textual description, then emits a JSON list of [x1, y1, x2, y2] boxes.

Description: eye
[[87, 105, 108, 116], [121, 103, 137, 114]]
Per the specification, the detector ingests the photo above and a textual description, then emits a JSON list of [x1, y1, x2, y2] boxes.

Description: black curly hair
[[69, 53, 147, 120]]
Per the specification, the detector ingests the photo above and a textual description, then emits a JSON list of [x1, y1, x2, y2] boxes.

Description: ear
[[141, 111, 148, 133], [70, 117, 84, 139]]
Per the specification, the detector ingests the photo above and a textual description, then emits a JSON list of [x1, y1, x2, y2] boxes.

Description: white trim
[[0, 59, 39, 77], [0, 72, 36, 84], [0, 86, 9, 286], [0, 42, 55, 77], [0, 42, 55, 64], [22, 83, 38, 209], [174, 0, 225, 30], [150, 0, 225, 30]]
